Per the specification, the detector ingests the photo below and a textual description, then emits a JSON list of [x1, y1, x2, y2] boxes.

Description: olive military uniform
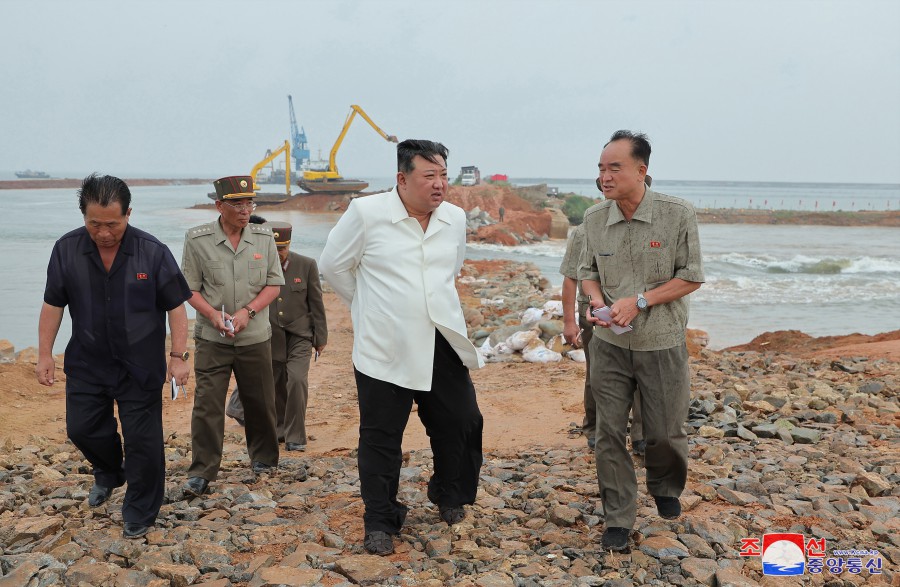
[[580, 187, 704, 530], [181, 219, 285, 480], [559, 224, 642, 446], [226, 250, 328, 446]]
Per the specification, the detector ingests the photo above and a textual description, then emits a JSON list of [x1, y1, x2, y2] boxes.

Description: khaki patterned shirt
[[579, 188, 704, 351], [182, 219, 285, 346], [559, 224, 590, 305]]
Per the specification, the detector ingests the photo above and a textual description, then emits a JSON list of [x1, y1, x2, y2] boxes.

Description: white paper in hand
[[592, 306, 634, 335]]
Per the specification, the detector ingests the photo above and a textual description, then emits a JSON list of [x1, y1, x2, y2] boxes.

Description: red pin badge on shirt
[[253, 253, 263, 259], [650, 241, 661, 248], [136, 272, 149, 280]]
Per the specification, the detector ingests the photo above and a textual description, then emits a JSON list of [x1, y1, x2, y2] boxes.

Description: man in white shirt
[[320, 139, 484, 556]]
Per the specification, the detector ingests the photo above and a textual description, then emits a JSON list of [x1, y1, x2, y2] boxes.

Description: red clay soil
[[725, 329, 900, 359]]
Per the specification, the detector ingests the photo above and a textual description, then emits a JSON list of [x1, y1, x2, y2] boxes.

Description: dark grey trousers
[[581, 304, 642, 443], [590, 337, 689, 529]]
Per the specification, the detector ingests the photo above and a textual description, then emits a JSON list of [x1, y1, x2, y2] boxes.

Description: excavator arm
[[250, 140, 292, 196], [305, 105, 397, 180]]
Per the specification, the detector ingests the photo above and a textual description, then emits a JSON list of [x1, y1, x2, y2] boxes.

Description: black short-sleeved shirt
[[43, 225, 192, 389]]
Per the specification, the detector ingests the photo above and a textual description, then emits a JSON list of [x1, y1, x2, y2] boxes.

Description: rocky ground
[[1, 261, 898, 586]]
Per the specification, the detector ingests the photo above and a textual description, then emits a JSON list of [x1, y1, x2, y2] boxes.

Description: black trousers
[[355, 331, 483, 535], [66, 374, 164, 526]]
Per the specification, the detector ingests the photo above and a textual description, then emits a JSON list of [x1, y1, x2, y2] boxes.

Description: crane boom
[[250, 140, 292, 196], [288, 95, 311, 172], [303, 105, 398, 181]]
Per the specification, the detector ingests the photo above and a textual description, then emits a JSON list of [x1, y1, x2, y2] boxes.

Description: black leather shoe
[[439, 505, 466, 525], [123, 522, 151, 539], [183, 477, 209, 497], [632, 439, 646, 456], [601, 527, 630, 551], [285, 442, 306, 452], [653, 495, 682, 519], [363, 531, 394, 556], [252, 461, 275, 474], [88, 484, 112, 507]]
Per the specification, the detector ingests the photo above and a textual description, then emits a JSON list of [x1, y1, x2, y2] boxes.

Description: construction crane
[[288, 95, 311, 173], [250, 140, 292, 199], [297, 105, 398, 194]]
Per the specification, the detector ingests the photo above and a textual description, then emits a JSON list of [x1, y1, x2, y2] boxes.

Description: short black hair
[[397, 139, 449, 174], [77, 173, 131, 216], [249, 214, 267, 224], [606, 130, 651, 166]]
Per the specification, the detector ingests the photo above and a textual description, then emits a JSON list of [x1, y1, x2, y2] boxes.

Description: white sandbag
[[542, 300, 564, 318], [482, 340, 516, 363], [566, 349, 586, 363], [522, 343, 562, 363], [506, 329, 539, 351], [521, 307, 544, 325]]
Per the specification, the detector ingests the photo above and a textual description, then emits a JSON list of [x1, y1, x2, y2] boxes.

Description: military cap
[[265, 221, 292, 247], [213, 175, 256, 200]]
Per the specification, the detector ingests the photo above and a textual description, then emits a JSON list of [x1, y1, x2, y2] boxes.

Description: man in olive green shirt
[[580, 131, 704, 551], [180, 176, 285, 497]]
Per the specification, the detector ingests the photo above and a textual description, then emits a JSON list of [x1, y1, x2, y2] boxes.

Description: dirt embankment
[[725, 329, 900, 360]]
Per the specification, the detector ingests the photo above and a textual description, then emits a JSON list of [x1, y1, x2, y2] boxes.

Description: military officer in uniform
[[180, 175, 285, 497], [225, 221, 328, 452]]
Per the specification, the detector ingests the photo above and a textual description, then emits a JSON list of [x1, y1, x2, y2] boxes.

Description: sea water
[[2, 179, 898, 352]]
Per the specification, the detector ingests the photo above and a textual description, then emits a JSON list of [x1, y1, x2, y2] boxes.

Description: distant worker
[[36, 174, 192, 539], [320, 139, 484, 556], [498, 205, 505, 223], [180, 176, 284, 498], [581, 131, 703, 552], [225, 221, 328, 453]]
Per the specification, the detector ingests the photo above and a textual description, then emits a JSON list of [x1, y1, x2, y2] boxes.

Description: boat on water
[[297, 177, 369, 194], [206, 192, 289, 205], [15, 170, 50, 179]]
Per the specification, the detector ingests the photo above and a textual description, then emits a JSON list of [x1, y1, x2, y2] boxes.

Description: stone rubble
[[2, 260, 897, 585], [1, 339, 897, 586]]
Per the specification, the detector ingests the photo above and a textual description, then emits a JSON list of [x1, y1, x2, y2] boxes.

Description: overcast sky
[[3, 0, 899, 183]]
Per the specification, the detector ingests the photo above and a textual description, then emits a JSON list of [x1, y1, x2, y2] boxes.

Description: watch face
[[637, 296, 648, 309]]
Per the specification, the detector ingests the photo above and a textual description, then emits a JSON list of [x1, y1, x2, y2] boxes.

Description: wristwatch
[[170, 351, 190, 361], [636, 293, 649, 311], [244, 306, 257, 319]]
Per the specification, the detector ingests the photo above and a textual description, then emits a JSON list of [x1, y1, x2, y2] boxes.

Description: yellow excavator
[[208, 140, 293, 204], [251, 140, 292, 198], [297, 105, 398, 194]]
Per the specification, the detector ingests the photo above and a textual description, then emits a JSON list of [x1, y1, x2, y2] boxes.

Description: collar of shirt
[[388, 186, 454, 230], [606, 187, 657, 226], [77, 224, 136, 274], [213, 217, 254, 248], [282, 257, 290, 271]]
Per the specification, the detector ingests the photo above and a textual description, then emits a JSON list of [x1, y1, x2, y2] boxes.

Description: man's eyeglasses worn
[[221, 200, 257, 212]]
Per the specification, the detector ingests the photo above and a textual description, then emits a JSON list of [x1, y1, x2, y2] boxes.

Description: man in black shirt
[[36, 174, 192, 539]]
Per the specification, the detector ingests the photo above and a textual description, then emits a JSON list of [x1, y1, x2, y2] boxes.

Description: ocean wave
[[694, 275, 900, 304], [709, 253, 900, 275], [468, 241, 568, 257]]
